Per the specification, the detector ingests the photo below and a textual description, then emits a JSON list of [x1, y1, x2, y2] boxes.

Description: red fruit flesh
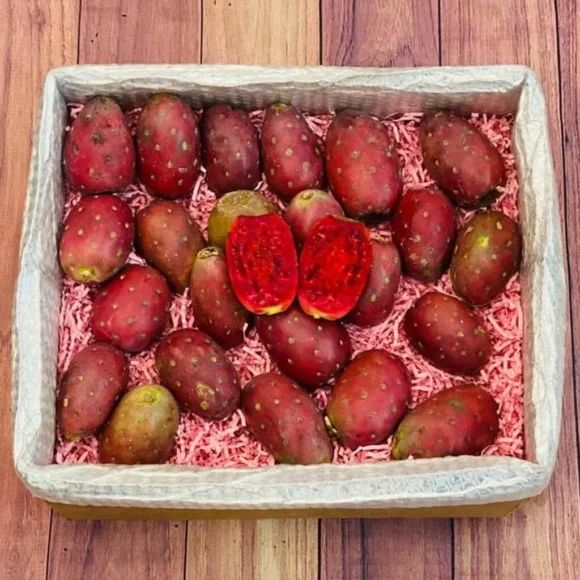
[[326, 109, 402, 221], [261, 104, 325, 200], [59, 195, 135, 284], [63, 96, 135, 194], [392, 384, 499, 459], [255, 303, 351, 389], [298, 215, 372, 320], [326, 350, 411, 449], [391, 187, 456, 283], [348, 240, 401, 327], [136, 93, 201, 198], [92, 265, 171, 353], [403, 291, 491, 375], [202, 104, 261, 196], [242, 373, 333, 465], [226, 213, 298, 315]]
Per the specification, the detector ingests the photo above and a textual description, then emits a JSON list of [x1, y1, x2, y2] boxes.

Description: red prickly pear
[[202, 104, 261, 196], [450, 210, 522, 306], [92, 265, 171, 353], [392, 384, 499, 459], [326, 109, 402, 221], [242, 372, 333, 465], [59, 195, 135, 284], [261, 103, 325, 201], [326, 350, 411, 449], [57, 342, 128, 441], [256, 303, 351, 390], [391, 187, 456, 283], [404, 291, 491, 375], [63, 96, 135, 194], [136, 93, 201, 199], [155, 329, 241, 421], [419, 111, 507, 208], [298, 215, 372, 320]]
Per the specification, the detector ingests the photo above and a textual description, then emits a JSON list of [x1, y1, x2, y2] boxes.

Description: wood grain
[[0, 1, 78, 579], [442, 1, 580, 577]]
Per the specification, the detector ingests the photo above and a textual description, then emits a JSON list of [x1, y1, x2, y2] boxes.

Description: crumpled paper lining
[[12, 64, 565, 510]]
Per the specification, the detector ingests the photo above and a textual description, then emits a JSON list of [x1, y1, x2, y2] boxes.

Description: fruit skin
[[226, 213, 298, 315], [450, 210, 522, 306], [326, 109, 402, 221], [349, 240, 401, 327], [63, 96, 135, 194], [419, 111, 507, 208], [135, 199, 205, 293], [202, 104, 261, 196], [100, 384, 179, 464], [392, 384, 499, 459], [326, 350, 411, 449], [298, 215, 372, 320], [190, 247, 250, 349], [391, 187, 456, 283], [285, 189, 344, 246], [92, 265, 171, 353], [57, 342, 129, 441], [155, 328, 241, 420], [207, 190, 276, 248], [256, 303, 351, 390], [403, 291, 492, 375], [59, 195, 135, 284], [136, 93, 201, 199], [242, 373, 333, 465], [261, 103, 324, 200]]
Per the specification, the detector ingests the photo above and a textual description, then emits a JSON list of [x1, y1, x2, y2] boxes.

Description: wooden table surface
[[1, 1, 578, 578]]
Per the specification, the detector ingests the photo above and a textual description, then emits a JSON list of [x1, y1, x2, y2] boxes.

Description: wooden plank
[[320, 2, 452, 579], [0, 1, 78, 579], [441, 1, 580, 578]]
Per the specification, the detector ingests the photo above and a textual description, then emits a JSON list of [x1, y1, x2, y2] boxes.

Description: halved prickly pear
[[298, 215, 372, 320], [226, 213, 298, 315]]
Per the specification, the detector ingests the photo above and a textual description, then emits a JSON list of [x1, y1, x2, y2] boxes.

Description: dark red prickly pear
[[92, 265, 171, 353], [59, 195, 134, 284], [63, 96, 135, 194], [392, 384, 499, 459], [242, 372, 333, 465], [136, 93, 201, 199]]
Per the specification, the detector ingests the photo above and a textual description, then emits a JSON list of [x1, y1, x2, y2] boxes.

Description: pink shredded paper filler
[[55, 107, 524, 467]]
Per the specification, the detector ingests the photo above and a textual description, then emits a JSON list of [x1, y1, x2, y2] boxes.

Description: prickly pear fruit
[[63, 96, 135, 194], [207, 190, 276, 248], [136, 93, 201, 199], [349, 240, 401, 327], [285, 189, 345, 246], [326, 109, 402, 221], [298, 215, 372, 320], [100, 384, 179, 464], [256, 303, 351, 389], [419, 111, 507, 208], [261, 103, 324, 200], [226, 213, 298, 315], [450, 210, 521, 306], [155, 329, 240, 420], [92, 265, 171, 353], [202, 104, 261, 196], [135, 200, 205, 293], [59, 195, 134, 284], [242, 372, 333, 464], [391, 187, 456, 283], [326, 350, 411, 449], [57, 342, 128, 441], [404, 291, 491, 375], [392, 384, 499, 459], [190, 247, 250, 349]]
